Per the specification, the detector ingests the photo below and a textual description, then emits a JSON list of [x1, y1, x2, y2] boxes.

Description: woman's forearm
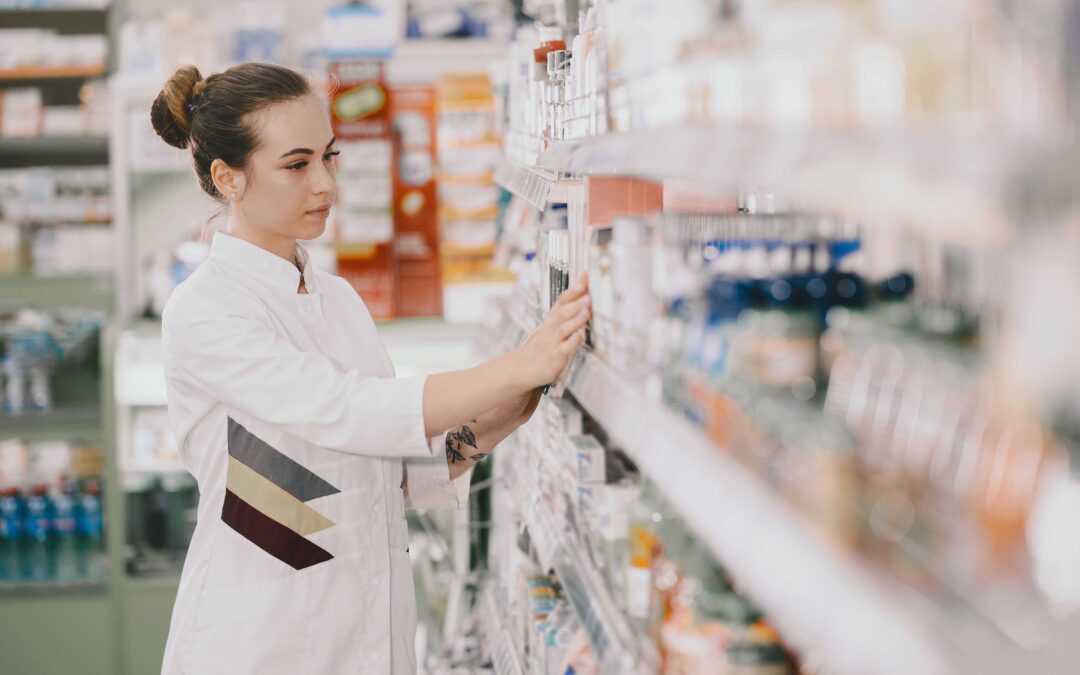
[[422, 350, 528, 438], [443, 406, 526, 480]]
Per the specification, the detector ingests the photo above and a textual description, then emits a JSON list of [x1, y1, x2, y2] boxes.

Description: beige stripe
[[227, 457, 335, 536]]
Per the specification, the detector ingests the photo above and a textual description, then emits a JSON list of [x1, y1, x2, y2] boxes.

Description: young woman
[[152, 63, 589, 674]]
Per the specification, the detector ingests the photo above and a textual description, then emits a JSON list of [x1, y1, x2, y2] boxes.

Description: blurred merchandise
[[0, 307, 104, 415], [406, 0, 512, 40], [322, 2, 400, 60], [0, 439, 106, 587], [436, 72, 515, 322], [0, 166, 111, 224], [0, 30, 106, 74], [331, 59, 397, 320], [390, 82, 444, 317]]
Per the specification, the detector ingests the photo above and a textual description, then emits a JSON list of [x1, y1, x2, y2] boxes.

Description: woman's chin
[[295, 220, 328, 241]]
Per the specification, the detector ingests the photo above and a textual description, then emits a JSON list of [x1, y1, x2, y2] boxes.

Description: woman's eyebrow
[[279, 137, 337, 159]]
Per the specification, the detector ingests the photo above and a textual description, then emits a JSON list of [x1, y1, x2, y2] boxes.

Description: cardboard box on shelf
[[331, 59, 397, 321], [390, 83, 442, 318], [337, 243, 396, 322]]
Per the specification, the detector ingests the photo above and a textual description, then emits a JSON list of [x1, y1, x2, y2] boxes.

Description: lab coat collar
[[209, 231, 315, 294]]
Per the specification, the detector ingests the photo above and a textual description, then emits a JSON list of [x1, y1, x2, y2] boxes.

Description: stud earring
[[231, 192, 238, 200]]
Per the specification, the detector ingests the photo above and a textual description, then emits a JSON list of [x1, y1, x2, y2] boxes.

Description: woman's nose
[[312, 160, 336, 197]]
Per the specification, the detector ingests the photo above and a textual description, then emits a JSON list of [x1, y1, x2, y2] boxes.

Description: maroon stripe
[[221, 489, 334, 570]]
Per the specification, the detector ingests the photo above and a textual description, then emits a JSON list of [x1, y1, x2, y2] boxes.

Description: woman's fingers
[[559, 329, 587, 356], [556, 275, 589, 305], [559, 306, 591, 339]]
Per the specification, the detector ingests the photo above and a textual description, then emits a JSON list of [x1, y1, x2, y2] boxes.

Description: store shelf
[[531, 125, 1031, 245], [0, 4, 109, 17], [0, 272, 113, 312], [0, 64, 105, 82], [484, 301, 1075, 675], [482, 586, 525, 675], [503, 439, 655, 675], [494, 156, 555, 210], [0, 404, 102, 443], [0, 579, 108, 596], [565, 350, 949, 675], [0, 135, 108, 157]]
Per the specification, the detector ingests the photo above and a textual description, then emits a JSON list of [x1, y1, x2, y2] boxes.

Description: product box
[[330, 59, 397, 321], [571, 435, 607, 484], [390, 83, 442, 317], [337, 244, 396, 321], [330, 59, 391, 140]]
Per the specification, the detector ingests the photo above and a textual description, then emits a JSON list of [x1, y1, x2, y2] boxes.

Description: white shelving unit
[[480, 300, 1080, 675], [501, 442, 655, 675], [494, 124, 1040, 247], [483, 586, 526, 675]]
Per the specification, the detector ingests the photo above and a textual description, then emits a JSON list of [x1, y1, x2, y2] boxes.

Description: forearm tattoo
[[445, 421, 488, 464]]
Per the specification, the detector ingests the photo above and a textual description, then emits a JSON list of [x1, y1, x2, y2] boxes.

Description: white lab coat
[[159, 232, 471, 674]]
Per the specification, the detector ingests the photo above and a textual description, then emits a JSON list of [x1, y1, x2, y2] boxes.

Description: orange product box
[[390, 83, 442, 317]]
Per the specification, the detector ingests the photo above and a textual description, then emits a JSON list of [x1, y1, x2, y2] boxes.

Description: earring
[[231, 192, 238, 200]]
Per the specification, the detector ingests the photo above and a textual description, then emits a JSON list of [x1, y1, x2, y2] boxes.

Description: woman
[[152, 63, 589, 674]]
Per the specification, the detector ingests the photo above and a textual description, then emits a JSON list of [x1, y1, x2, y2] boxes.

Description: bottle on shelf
[[0, 487, 24, 582], [22, 484, 53, 582], [50, 477, 79, 582], [75, 479, 104, 581]]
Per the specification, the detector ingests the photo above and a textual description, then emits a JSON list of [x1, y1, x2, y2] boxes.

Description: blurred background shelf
[[0, 579, 107, 595], [0, 135, 109, 167], [0, 404, 103, 443], [0, 273, 114, 313], [0, 65, 105, 83], [482, 586, 525, 675]]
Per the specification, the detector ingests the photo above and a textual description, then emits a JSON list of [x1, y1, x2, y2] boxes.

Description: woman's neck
[[227, 219, 298, 264]]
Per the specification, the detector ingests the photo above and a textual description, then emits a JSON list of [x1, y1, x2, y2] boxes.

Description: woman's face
[[236, 93, 339, 244]]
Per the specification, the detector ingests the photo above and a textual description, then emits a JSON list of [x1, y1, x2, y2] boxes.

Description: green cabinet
[[0, 593, 114, 675]]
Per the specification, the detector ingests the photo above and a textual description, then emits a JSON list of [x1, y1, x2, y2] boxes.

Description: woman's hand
[[514, 276, 591, 390]]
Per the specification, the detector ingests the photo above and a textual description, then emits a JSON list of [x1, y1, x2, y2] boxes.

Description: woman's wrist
[[502, 347, 535, 394]]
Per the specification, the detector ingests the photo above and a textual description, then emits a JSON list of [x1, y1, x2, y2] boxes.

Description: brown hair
[[150, 63, 312, 200]]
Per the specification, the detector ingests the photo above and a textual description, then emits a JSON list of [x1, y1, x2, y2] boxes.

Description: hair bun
[[150, 65, 205, 150]]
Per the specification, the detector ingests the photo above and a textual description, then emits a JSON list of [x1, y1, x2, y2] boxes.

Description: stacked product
[[0, 166, 112, 276], [488, 392, 801, 674], [0, 440, 105, 586], [436, 73, 515, 321]]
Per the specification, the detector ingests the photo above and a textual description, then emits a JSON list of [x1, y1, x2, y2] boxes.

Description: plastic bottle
[[50, 478, 79, 582], [76, 480, 104, 581], [23, 484, 53, 581], [610, 217, 655, 380], [626, 482, 660, 634], [0, 487, 23, 581]]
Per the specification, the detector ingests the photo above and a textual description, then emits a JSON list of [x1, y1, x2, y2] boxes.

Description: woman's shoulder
[[161, 262, 266, 341]]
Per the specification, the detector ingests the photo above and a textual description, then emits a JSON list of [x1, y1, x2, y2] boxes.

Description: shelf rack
[[0, 272, 114, 313], [0, 134, 108, 155], [501, 432, 656, 675], [0, 64, 105, 82], [493, 124, 1041, 246], [482, 299, 1080, 675], [494, 156, 556, 211], [483, 586, 526, 675]]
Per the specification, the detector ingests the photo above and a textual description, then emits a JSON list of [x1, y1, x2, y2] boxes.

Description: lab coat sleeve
[[403, 434, 473, 510], [162, 290, 436, 459]]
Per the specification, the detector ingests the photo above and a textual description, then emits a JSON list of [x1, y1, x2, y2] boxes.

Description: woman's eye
[[323, 150, 341, 162], [286, 161, 308, 172]]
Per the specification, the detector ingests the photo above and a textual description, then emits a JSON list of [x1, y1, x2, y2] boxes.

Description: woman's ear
[[210, 158, 245, 200]]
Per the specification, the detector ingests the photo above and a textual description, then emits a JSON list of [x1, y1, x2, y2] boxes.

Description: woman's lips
[[306, 206, 331, 218]]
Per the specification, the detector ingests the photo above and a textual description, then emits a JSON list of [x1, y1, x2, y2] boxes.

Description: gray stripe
[[227, 417, 340, 502]]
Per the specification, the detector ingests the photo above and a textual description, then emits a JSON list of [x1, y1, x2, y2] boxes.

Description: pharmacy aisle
[[430, 2, 1080, 675], [4, 1, 1080, 674]]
